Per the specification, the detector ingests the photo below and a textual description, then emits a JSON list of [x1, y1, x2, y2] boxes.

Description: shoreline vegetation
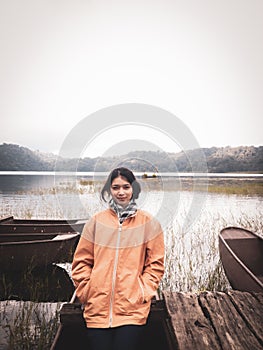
[[181, 177, 263, 196], [8, 177, 263, 197]]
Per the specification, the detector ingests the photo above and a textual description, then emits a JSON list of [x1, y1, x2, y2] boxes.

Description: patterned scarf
[[109, 199, 137, 224]]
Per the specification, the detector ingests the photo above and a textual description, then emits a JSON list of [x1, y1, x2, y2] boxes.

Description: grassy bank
[[10, 176, 263, 197], [175, 177, 263, 196], [206, 179, 263, 196]]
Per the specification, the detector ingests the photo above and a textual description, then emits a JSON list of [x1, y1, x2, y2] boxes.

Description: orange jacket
[[71, 208, 165, 328]]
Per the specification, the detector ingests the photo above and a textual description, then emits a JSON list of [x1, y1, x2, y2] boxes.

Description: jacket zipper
[[109, 222, 122, 327]]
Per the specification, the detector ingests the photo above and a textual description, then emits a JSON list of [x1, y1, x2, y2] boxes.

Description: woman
[[72, 167, 165, 350]]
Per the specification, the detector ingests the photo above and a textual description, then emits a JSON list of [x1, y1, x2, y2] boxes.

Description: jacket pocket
[[80, 280, 91, 305], [137, 276, 145, 304], [126, 276, 144, 305], [84, 277, 110, 318]]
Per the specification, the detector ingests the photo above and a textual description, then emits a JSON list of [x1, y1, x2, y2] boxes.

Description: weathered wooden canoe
[[0, 215, 86, 233], [219, 226, 263, 292], [0, 232, 65, 242], [0, 232, 80, 271], [51, 293, 176, 350], [141, 173, 158, 179]]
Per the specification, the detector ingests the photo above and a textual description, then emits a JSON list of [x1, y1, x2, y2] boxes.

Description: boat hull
[[0, 216, 86, 233], [0, 232, 80, 271], [0, 264, 75, 301], [219, 227, 263, 292], [51, 294, 176, 350]]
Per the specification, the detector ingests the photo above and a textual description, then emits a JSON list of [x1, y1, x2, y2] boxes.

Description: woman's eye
[[111, 185, 131, 190]]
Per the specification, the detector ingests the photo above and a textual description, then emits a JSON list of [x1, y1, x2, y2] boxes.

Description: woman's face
[[110, 176, 133, 207]]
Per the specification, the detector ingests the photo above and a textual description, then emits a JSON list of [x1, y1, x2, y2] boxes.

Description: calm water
[[0, 172, 262, 229]]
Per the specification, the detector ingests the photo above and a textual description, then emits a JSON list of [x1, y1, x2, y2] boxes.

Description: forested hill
[[0, 143, 262, 173]]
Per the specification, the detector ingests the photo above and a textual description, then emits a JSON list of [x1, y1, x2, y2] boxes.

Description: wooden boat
[[0, 232, 69, 242], [0, 232, 80, 271], [141, 173, 158, 179], [0, 264, 75, 302], [0, 215, 86, 233], [219, 226, 263, 292], [51, 293, 176, 350]]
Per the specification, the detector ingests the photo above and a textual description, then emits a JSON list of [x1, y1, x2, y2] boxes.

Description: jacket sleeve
[[71, 218, 95, 304], [141, 220, 165, 302]]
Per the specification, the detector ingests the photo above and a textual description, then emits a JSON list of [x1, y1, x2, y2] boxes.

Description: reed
[[0, 263, 73, 349], [207, 181, 263, 196], [1, 300, 60, 350], [10, 177, 263, 197], [160, 210, 263, 292]]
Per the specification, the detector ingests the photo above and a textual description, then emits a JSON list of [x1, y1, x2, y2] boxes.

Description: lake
[[0, 171, 262, 222]]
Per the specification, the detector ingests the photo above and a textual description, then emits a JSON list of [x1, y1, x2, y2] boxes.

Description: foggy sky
[[1, 0, 262, 157]]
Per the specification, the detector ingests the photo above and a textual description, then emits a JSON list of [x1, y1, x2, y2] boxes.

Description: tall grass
[[1, 300, 60, 350], [161, 210, 263, 292]]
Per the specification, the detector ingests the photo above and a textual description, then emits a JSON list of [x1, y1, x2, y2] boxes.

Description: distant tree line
[[0, 143, 262, 173]]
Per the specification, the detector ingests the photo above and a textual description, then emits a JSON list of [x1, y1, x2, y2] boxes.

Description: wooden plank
[[0, 215, 13, 223], [163, 291, 221, 350], [228, 290, 263, 346], [60, 302, 86, 326], [199, 291, 262, 350], [253, 292, 263, 304]]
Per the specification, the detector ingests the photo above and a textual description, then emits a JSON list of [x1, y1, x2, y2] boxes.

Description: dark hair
[[100, 167, 141, 202]]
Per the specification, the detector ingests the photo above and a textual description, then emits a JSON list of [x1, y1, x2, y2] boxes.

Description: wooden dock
[[52, 290, 263, 350], [163, 291, 263, 350]]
